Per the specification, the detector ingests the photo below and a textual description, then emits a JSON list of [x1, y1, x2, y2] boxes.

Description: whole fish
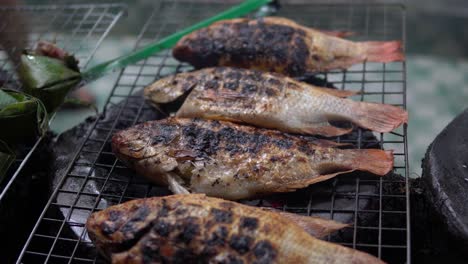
[[144, 67, 408, 137], [86, 194, 384, 263], [111, 118, 393, 200], [173, 17, 404, 76]]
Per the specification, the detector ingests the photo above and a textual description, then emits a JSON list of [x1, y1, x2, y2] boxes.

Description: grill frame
[[15, 1, 410, 263], [0, 3, 126, 202]]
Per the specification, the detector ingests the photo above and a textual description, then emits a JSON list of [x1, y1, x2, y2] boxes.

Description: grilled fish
[[173, 17, 404, 76], [111, 118, 393, 200], [86, 194, 384, 263], [144, 67, 408, 137]]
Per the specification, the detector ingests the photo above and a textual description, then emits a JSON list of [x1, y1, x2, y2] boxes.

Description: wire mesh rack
[[16, 0, 410, 263], [0, 3, 126, 201]]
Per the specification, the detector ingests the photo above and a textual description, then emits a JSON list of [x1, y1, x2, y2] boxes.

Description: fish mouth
[[111, 132, 148, 161]]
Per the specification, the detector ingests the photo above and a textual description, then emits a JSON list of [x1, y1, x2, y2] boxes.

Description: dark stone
[[422, 107, 468, 256]]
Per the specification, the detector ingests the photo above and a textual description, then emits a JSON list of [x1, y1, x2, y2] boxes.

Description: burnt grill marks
[[174, 18, 311, 75], [159, 199, 169, 217], [224, 80, 239, 90], [113, 220, 156, 254], [288, 33, 310, 76], [152, 124, 177, 145], [108, 210, 122, 221], [205, 79, 220, 90], [153, 220, 171, 237], [206, 226, 229, 246], [217, 126, 294, 154], [225, 255, 245, 264], [147, 118, 317, 157], [252, 240, 278, 264], [141, 241, 162, 264], [299, 144, 316, 156], [174, 28, 220, 68], [101, 222, 118, 237], [181, 123, 220, 156], [172, 248, 196, 264], [176, 217, 201, 243], [229, 234, 253, 254], [240, 217, 259, 231], [211, 208, 233, 223], [241, 83, 257, 94], [120, 205, 151, 234]]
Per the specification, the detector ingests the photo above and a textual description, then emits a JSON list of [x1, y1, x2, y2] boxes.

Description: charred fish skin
[[144, 67, 408, 136], [86, 194, 385, 264], [112, 118, 393, 200], [173, 17, 404, 76]]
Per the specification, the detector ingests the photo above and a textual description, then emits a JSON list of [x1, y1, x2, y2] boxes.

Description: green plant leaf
[[0, 89, 49, 144], [0, 89, 20, 109], [18, 54, 81, 112]]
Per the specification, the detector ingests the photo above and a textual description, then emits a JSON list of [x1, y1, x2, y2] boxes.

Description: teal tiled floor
[[408, 55, 468, 175]]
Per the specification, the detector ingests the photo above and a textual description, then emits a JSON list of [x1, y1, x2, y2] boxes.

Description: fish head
[[144, 72, 198, 104], [86, 195, 205, 260], [86, 198, 161, 260], [111, 120, 183, 183], [111, 126, 155, 162]]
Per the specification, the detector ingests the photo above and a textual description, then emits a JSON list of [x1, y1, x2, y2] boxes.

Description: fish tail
[[350, 101, 408, 132], [361, 41, 405, 62], [348, 149, 394, 176], [319, 29, 354, 38]]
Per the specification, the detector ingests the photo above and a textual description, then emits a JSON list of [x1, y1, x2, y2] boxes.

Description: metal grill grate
[[16, 1, 410, 263], [0, 4, 125, 201]]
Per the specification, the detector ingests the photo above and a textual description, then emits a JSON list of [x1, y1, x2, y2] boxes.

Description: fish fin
[[262, 208, 348, 238], [321, 56, 364, 71], [274, 149, 392, 190], [319, 30, 354, 38], [361, 41, 405, 62], [347, 149, 394, 176], [350, 101, 408, 132], [311, 86, 358, 98], [310, 139, 352, 148], [301, 122, 354, 137], [165, 173, 190, 194], [278, 169, 356, 192]]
